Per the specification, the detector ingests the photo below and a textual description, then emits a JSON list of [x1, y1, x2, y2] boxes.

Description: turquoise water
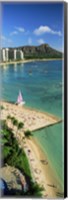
[[0, 60, 64, 190], [34, 123, 64, 190]]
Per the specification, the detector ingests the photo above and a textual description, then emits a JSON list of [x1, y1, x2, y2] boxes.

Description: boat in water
[[16, 91, 25, 106]]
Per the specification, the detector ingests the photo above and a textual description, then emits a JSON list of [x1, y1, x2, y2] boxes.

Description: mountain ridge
[[16, 44, 62, 59]]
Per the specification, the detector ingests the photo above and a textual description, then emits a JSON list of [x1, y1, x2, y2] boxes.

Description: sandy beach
[[1, 101, 61, 132], [0, 58, 63, 66], [0, 101, 63, 198], [17, 136, 59, 198], [24, 138, 63, 198]]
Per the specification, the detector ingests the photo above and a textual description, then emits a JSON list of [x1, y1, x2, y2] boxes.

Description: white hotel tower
[[20, 50, 24, 60], [5, 48, 9, 61], [2, 48, 24, 62], [14, 49, 17, 60], [2, 49, 6, 62]]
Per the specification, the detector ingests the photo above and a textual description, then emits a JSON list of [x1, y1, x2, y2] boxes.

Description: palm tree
[[24, 180, 44, 197], [7, 115, 11, 120], [12, 119, 24, 137], [2, 120, 7, 130], [24, 130, 32, 138], [12, 118, 18, 126], [7, 115, 15, 130], [11, 116, 16, 122], [7, 115, 12, 127], [30, 182, 44, 197], [0, 105, 4, 110], [17, 122, 24, 140], [18, 122, 24, 130], [12, 118, 18, 134]]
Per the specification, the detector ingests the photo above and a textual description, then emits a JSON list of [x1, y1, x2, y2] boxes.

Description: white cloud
[[10, 27, 25, 36], [10, 31, 18, 36], [1, 35, 13, 47], [0, 35, 7, 41], [28, 37, 32, 45], [37, 38, 45, 45], [34, 26, 62, 36], [15, 26, 25, 33]]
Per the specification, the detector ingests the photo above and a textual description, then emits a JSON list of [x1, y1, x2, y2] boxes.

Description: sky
[[1, 2, 64, 52]]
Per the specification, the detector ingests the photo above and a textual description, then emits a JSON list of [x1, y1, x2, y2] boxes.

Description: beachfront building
[[9, 49, 14, 61], [1, 48, 9, 62], [0, 48, 6, 62], [5, 48, 9, 61], [1, 48, 24, 62], [2, 49, 6, 62], [20, 50, 24, 60], [14, 49, 17, 60], [0, 49, 4, 62], [16, 50, 24, 60]]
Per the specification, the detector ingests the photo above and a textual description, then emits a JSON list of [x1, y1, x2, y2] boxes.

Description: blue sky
[[2, 2, 64, 52]]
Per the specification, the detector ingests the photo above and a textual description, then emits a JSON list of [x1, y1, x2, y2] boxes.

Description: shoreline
[[1, 99, 61, 121], [1, 101, 61, 132], [1, 101, 63, 198], [0, 58, 63, 66], [28, 137, 63, 196], [16, 132, 63, 198]]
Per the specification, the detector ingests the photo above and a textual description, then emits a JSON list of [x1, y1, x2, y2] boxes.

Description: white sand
[[1, 101, 61, 132]]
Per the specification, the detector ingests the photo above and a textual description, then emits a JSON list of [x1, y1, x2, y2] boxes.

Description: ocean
[[0, 60, 64, 190]]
